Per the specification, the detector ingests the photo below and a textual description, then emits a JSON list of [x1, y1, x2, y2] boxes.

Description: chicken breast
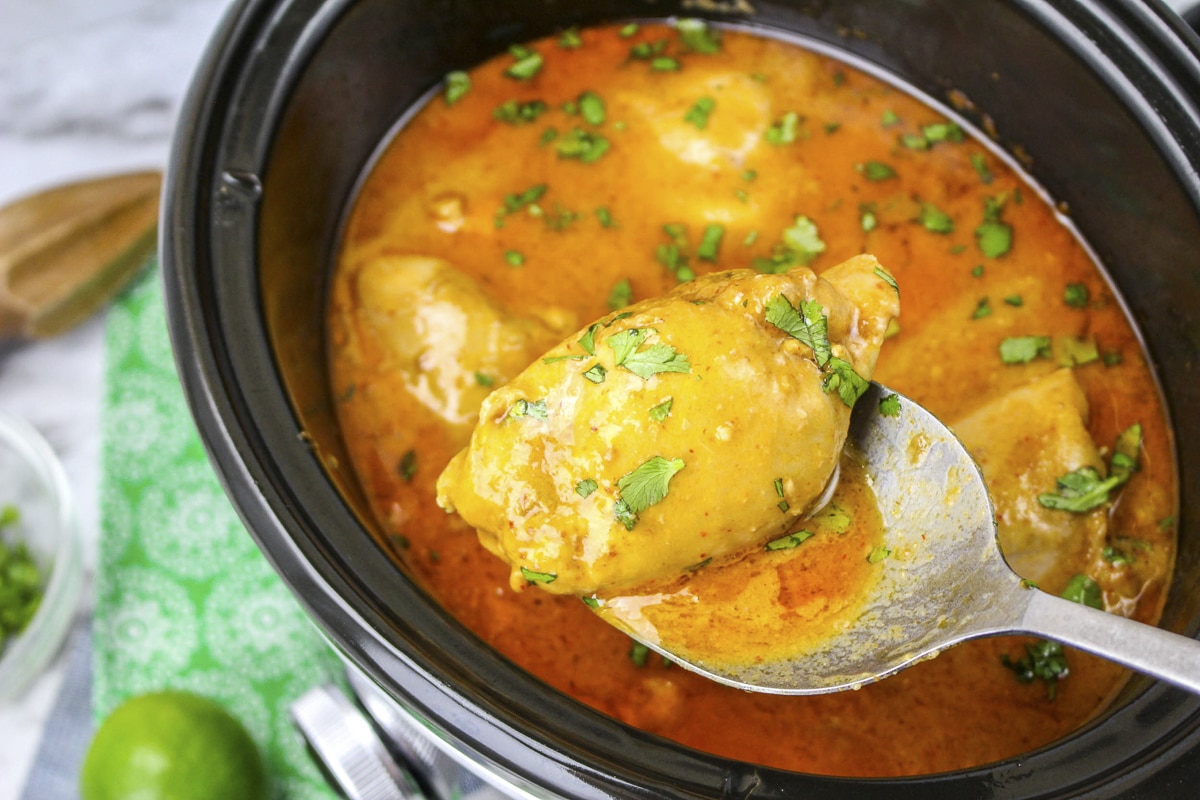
[[436, 254, 900, 595]]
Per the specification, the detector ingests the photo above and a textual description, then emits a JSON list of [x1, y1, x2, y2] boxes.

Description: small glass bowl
[[0, 412, 82, 702]]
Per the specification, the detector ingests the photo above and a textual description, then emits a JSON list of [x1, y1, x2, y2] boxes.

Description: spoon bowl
[[629, 382, 1200, 696]]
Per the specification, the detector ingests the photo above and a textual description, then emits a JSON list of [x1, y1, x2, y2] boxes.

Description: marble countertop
[[0, 0, 1196, 798]]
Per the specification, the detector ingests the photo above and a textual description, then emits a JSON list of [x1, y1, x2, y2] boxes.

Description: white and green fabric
[[93, 262, 343, 799]]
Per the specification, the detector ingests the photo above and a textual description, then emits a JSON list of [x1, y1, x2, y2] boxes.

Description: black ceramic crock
[[163, 1, 1200, 797]]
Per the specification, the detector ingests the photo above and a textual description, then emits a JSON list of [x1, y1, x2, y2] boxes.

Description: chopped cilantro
[[1004, 294, 1023, 307], [867, 546, 891, 563], [1102, 546, 1133, 566], [765, 294, 831, 366], [474, 372, 495, 387], [766, 530, 814, 550], [900, 133, 930, 150], [606, 328, 691, 379], [1056, 336, 1100, 367], [879, 393, 901, 417], [972, 296, 992, 319], [1064, 282, 1089, 308], [922, 121, 964, 143], [619, 23, 640, 38], [556, 128, 610, 162], [823, 357, 870, 407], [575, 478, 599, 498], [1038, 467, 1124, 513], [579, 323, 600, 355], [649, 398, 674, 422], [538, 127, 559, 146], [629, 640, 650, 667], [765, 111, 801, 145], [774, 477, 789, 512], [542, 353, 587, 364], [558, 27, 582, 48], [496, 183, 548, 227], [504, 250, 525, 267], [577, 91, 606, 126], [684, 96, 716, 129], [595, 206, 616, 228], [881, 109, 900, 127], [651, 56, 681, 71], [677, 18, 721, 53], [1103, 350, 1123, 366], [753, 215, 826, 273], [858, 161, 897, 181], [628, 39, 666, 60], [614, 456, 685, 528], [444, 71, 471, 104], [874, 265, 899, 293], [493, 99, 547, 124], [970, 152, 994, 184], [509, 398, 549, 420], [999, 335, 1052, 364], [697, 224, 724, 261], [972, 264, 985, 277], [504, 46, 544, 80], [607, 278, 633, 310], [1061, 574, 1103, 609], [583, 364, 607, 383], [1110, 423, 1142, 482], [398, 449, 417, 482], [1002, 639, 1068, 700], [917, 202, 954, 234], [976, 195, 1013, 258], [520, 566, 557, 584]]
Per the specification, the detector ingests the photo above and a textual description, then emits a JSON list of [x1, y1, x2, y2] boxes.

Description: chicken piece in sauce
[[436, 254, 900, 595]]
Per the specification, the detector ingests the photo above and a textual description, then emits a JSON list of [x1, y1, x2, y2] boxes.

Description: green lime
[[80, 690, 269, 800]]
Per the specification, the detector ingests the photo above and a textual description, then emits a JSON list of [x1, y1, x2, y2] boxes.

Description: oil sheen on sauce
[[328, 22, 1177, 777]]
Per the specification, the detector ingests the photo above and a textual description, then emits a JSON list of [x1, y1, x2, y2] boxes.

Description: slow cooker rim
[[161, 0, 1200, 797]]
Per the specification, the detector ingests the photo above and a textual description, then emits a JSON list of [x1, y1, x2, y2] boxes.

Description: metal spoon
[[633, 381, 1200, 696]]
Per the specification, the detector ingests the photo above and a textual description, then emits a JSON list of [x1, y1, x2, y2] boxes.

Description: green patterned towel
[[93, 262, 343, 799]]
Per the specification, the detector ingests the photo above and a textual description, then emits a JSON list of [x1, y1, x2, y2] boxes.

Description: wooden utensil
[[0, 171, 161, 339]]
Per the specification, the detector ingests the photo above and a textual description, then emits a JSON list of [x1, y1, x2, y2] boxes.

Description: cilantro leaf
[[976, 195, 1013, 257], [781, 215, 826, 265], [684, 96, 716, 129], [444, 71, 470, 104], [766, 112, 801, 145], [918, 202, 954, 234], [583, 364, 607, 383], [649, 398, 674, 422], [621, 344, 691, 379], [493, 98, 547, 124], [606, 328, 652, 364], [520, 566, 557, 584], [508, 398, 549, 420], [1037, 466, 1123, 513], [1064, 282, 1089, 308], [879, 393, 901, 417], [765, 294, 831, 367], [575, 479, 598, 498], [999, 335, 1052, 364], [822, 357, 870, 407], [766, 530, 814, 551], [505, 46, 544, 80], [398, 449, 417, 482], [616, 456, 685, 519], [578, 323, 601, 355], [1061, 574, 1103, 609], [874, 265, 899, 293], [676, 18, 721, 53], [867, 546, 891, 563], [1002, 639, 1069, 700], [556, 127, 611, 163], [858, 160, 897, 181]]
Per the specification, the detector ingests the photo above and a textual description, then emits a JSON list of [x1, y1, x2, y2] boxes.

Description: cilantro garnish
[[595, 206, 616, 228], [917, 202, 954, 234], [879, 393, 901, 417], [505, 46, 544, 80], [881, 109, 900, 127], [607, 278, 633, 310], [1004, 294, 1023, 307], [765, 111, 801, 145], [556, 128, 610, 162], [760, 215, 827, 271], [766, 529, 814, 551], [520, 567, 557, 584], [620, 23, 640, 38], [823, 357, 871, 407], [765, 294, 831, 366], [495, 183, 548, 227], [656, 224, 696, 282], [774, 477, 789, 512], [676, 18, 721, 53], [577, 91, 606, 126], [970, 152, 994, 184], [1061, 574, 1103, 609], [874, 265, 899, 293], [398, 449, 417, 482], [629, 640, 650, 667], [685, 96, 716, 129], [972, 297, 992, 319], [651, 56, 681, 72], [1038, 425, 1141, 514], [922, 121, 964, 143], [575, 478, 599, 498], [628, 39, 666, 60], [858, 161, 897, 181], [649, 398, 673, 422], [508, 398, 549, 420], [474, 372, 495, 387], [606, 328, 691, 379], [1002, 639, 1069, 700], [504, 250, 525, 267], [697, 224, 724, 262], [867, 546, 891, 563], [614, 456, 685, 529], [493, 99, 547, 124], [444, 71, 470, 104], [579, 323, 600, 355], [583, 364, 607, 383], [558, 27, 582, 48], [1064, 282, 1089, 308], [1102, 546, 1133, 566], [976, 194, 1013, 258], [999, 335, 1052, 364]]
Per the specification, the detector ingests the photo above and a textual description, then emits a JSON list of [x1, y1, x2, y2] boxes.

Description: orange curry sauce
[[328, 23, 1176, 776]]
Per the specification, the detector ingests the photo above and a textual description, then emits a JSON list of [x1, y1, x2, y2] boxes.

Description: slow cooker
[[163, 0, 1200, 796]]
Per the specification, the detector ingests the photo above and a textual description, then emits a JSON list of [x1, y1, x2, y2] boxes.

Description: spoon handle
[[1020, 590, 1200, 695]]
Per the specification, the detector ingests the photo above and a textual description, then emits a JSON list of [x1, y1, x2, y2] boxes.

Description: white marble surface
[[0, 0, 1196, 798]]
